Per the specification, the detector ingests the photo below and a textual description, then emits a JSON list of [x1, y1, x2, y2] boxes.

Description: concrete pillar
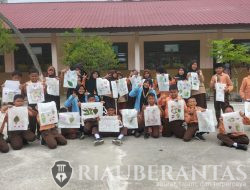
[[51, 33, 58, 75], [134, 33, 140, 72], [4, 51, 15, 73], [200, 34, 213, 69]]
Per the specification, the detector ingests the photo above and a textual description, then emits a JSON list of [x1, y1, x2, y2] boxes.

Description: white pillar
[[134, 33, 140, 72], [51, 33, 58, 75]]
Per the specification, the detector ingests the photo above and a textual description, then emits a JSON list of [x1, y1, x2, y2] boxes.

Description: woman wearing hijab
[[187, 60, 207, 109]]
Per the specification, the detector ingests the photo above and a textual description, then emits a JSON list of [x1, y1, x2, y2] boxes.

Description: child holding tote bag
[[187, 60, 207, 109], [1, 95, 36, 150], [129, 79, 157, 138], [142, 93, 163, 139], [210, 63, 233, 123], [160, 84, 187, 139], [217, 105, 249, 151]]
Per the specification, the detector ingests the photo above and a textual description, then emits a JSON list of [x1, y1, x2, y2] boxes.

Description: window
[[144, 41, 200, 69], [14, 44, 52, 72], [0, 54, 4, 72], [112, 43, 128, 70]]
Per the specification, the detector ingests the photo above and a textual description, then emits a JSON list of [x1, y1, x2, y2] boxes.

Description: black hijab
[[175, 67, 187, 81], [86, 71, 100, 95]]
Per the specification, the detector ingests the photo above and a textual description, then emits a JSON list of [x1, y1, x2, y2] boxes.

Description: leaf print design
[[67, 80, 73, 87], [41, 113, 46, 124], [93, 107, 98, 114], [69, 115, 75, 123], [14, 115, 20, 124], [235, 124, 240, 132]]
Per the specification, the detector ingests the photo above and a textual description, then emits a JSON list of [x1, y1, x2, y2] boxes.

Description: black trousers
[[214, 93, 229, 123]]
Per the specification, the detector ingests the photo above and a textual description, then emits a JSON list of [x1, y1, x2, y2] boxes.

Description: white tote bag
[[168, 100, 185, 122], [8, 106, 29, 131], [96, 78, 111, 96], [197, 109, 217, 132], [38, 101, 58, 126], [58, 112, 80, 128], [120, 109, 138, 129], [26, 82, 45, 104]]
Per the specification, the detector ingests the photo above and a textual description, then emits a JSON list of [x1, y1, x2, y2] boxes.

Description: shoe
[[79, 132, 85, 140], [236, 144, 248, 151], [112, 138, 122, 146], [144, 133, 150, 139], [94, 138, 104, 146], [36, 134, 41, 140], [41, 138, 46, 146], [195, 133, 206, 141], [134, 132, 141, 138], [23, 139, 29, 145], [220, 142, 226, 146]]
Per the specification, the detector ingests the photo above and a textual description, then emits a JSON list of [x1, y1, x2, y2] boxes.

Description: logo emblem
[[51, 161, 72, 188]]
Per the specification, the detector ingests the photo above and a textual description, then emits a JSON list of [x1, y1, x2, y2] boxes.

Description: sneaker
[[236, 144, 248, 151], [112, 138, 122, 146], [79, 132, 85, 140], [195, 133, 206, 141], [94, 138, 104, 146], [144, 133, 150, 139], [134, 131, 141, 138]]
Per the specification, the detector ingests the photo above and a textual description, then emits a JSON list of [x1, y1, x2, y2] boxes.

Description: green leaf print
[[14, 115, 20, 124], [67, 80, 73, 87]]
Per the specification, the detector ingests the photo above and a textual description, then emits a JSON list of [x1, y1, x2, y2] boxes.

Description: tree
[[63, 29, 119, 72], [0, 12, 42, 76], [210, 39, 250, 66], [0, 21, 16, 54]]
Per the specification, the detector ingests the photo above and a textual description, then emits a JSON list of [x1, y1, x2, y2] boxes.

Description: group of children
[[0, 61, 250, 154]]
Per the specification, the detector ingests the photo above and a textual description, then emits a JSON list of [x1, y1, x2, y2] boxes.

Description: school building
[[0, 0, 250, 93]]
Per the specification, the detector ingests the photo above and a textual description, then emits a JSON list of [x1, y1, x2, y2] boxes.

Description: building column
[[200, 34, 213, 69], [4, 51, 15, 73], [134, 32, 140, 72], [51, 33, 58, 75]]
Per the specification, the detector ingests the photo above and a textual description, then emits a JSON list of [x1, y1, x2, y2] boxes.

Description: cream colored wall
[[3, 31, 250, 74]]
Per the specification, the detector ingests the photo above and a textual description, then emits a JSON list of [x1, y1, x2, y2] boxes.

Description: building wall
[[1, 30, 250, 92]]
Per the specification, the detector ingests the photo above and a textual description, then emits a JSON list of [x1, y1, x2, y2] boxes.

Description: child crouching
[[184, 98, 205, 142], [37, 105, 67, 149], [217, 105, 249, 151]]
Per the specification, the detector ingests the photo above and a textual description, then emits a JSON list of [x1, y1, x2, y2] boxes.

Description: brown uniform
[[0, 134, 9, 153], [240, 76, 250, 100], [142, 105, 163, 138], [183, 106, 204, 141], [217, 116, 249, 147], [162, 96, 187, 138], [210, 73, 233, 122], [38, 116, 67, 149]]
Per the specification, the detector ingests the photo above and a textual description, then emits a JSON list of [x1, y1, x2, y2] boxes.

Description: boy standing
[[210, 63, 233, 122]]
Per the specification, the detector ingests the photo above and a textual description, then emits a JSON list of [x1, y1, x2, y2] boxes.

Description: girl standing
[[44, 66, 60, 110], [187, 60, 207, 109]]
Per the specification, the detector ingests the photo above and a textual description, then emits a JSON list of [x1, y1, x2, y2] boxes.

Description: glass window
[[144, 41, 200, 69], [112, 43, 128, 70], [14, 43, 52, 72], [0, 54, 4, 72]]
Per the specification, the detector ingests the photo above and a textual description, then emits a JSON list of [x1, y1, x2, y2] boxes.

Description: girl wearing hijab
[[187, 60, 207, 109], [83, 71, 100, 95], [44, 66, 60, 110]]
